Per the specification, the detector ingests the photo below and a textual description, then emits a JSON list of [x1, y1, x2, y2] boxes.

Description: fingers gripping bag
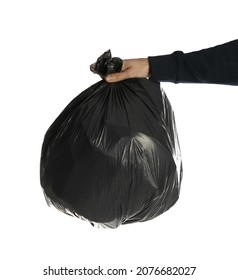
[[40, 50, 183, 228]]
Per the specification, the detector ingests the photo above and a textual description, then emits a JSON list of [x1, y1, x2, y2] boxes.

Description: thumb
[[105, 71, 130, 83]]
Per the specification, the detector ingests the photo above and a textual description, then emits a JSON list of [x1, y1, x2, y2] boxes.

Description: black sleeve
[[148, 40, 238, 85]]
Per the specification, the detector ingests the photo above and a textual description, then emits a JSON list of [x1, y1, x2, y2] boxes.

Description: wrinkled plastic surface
[[40, 52, 182, 229], [90, 49, 123, 78]]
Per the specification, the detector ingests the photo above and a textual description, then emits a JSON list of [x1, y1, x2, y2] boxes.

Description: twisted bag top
[[40, 50, 182, 228]]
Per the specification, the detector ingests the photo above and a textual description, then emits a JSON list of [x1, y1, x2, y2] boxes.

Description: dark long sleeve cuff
[[149, 53, 178, 83], [148, 40, 238, 85]]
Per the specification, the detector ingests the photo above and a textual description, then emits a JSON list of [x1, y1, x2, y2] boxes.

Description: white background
[[1, 0, 238, 279]]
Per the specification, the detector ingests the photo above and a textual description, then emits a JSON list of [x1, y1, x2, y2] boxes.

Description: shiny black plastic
[[40, 52, 182, 228], [90, 49, 123, 78]]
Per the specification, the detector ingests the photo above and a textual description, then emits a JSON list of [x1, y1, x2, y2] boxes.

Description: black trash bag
[[40, 50, 182, 228]]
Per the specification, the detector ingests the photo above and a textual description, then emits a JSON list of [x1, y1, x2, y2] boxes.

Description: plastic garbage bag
[[40, 50, 182, 228]]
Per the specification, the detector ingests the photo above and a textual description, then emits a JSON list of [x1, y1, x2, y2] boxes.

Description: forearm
[[148, 40, 238, 85]]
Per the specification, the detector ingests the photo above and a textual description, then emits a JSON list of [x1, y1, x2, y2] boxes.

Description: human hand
[[105, 58, 150, 83]]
